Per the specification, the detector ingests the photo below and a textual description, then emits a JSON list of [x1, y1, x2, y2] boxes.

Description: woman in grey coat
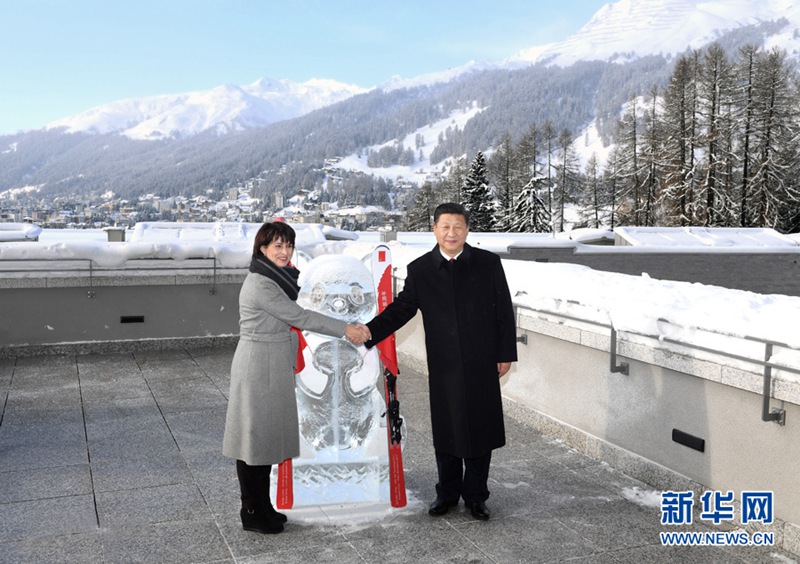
[[223, 222, 370, 534]]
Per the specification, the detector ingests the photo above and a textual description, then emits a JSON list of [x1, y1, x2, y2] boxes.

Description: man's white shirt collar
[[440, 248, 463, 261]]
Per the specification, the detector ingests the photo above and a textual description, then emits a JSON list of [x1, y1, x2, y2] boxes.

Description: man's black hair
[[433, 202, 470, 227]]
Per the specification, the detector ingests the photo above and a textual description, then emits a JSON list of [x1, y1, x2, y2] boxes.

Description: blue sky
[[1, 0, 608, 136]]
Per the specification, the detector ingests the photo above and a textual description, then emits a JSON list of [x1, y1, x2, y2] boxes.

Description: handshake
[[345, 324, 372, 346]]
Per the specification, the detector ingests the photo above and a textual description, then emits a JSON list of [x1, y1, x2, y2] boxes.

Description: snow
[[622, 486, 662, 508], [46, 77, 367, 140], [615, 226, 799, 248], [0, 223, 42, 242], [502, 259, 800, 380], [334, 103, 484, 180], [0, 184, 42, 200], [376, 60, 498, 93], [506, 0, 800, 68], [3, 223, 799, 382], [572, 119, 615, 168]]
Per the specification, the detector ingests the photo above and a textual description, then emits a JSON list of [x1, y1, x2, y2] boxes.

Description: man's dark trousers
[[435, 450, 492, 503]]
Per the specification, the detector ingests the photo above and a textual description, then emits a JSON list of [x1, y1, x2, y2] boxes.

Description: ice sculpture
[[281, 253, 394, 505]]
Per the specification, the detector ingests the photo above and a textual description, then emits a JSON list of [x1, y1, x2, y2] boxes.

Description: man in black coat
[[365, 202, 517, 521]]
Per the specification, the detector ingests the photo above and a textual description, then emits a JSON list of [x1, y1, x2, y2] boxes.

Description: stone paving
[[0, 346, 795, 563]]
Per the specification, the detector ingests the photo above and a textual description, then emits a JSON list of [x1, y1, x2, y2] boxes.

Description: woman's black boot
[[264, 501, 288, 524], [240, 507, 284, 534]]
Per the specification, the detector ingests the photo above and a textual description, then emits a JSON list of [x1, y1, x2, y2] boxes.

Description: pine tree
[[735, 44, 759, 227], [554, 128, 580, 232], [462, 151, 495, 231], [640, 86, 665, 226], [696, 43, 734, 226], [614, 96, 646, 226], [503, 124, 543, 231], [603, 143, 624, 229], [405, 182, 436, 231], [749, 47, 800, 229], [660, 52, 700, 226], [516, 124, 541, 184], [443, 157, 468, 204], [542, 122, 556, 227], [581, 153, 602, 228], [488, 133, 519, 231], [509, 176, 551, 232]]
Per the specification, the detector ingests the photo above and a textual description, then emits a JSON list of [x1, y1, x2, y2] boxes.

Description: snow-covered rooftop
[[0, 223, 42, 242], [615, 226, 798, 248]]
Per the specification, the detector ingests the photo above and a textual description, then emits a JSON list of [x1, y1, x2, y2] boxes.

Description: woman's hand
[[345, 324, 371, 345]]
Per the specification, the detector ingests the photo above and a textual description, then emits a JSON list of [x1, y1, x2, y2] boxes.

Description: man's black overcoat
[[367, 243, 517, 458]]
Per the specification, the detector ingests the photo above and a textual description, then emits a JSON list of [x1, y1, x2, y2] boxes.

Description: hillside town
[[0, 187, 404, 233]]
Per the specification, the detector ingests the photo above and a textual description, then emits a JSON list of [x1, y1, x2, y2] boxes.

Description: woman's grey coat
[[223, 272, 346, 466]]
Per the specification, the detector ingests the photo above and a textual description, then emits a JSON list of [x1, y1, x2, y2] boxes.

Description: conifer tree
[[443, 157, 468, 204], [516, 124, 541, 183], [614, 96, 646, 226], [693, 43, 735, 226], [554, 128, 580, 232], [462, 151, 495, 231], [660, 52, 700, 226], [581, 153, 602, 228], [405, 181, 437, 231], [488, 133, 518, 231], [603, 143, 624, 229], [749, 47, 800, 229], [542, 122, 556, 225], [735, 44, 759, 227], [640, 86, 665, 226], [509, 176, 551, 232]]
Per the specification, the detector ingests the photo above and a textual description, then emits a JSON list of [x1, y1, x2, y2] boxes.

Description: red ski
[[276, 458, 293, 509], [372, 244, 407, 508], [276, 327, 307, 509]]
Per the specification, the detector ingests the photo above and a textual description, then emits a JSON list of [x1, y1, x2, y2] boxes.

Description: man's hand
[[345, 324, 371, 345], [497, 362, 512, 378]]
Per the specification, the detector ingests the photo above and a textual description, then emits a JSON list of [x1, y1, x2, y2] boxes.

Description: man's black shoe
[[428, 498, 458, 516], [467, 501, 490, 521]]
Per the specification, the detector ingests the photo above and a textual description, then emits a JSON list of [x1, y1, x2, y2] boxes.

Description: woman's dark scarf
[[249, 256, 301, 301]]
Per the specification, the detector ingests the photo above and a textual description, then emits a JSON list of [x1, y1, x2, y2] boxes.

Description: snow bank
[[0, 223, 42, 242]]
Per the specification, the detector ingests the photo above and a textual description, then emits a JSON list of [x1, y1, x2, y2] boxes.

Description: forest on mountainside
[[0, 57, 669, 204], [406, 43, 800, 234]]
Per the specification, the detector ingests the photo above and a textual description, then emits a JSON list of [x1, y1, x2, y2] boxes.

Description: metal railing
[[516, 304, 795, 425]]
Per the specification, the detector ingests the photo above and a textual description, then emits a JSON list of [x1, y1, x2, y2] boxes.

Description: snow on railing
[[515, 303, 798, 425]]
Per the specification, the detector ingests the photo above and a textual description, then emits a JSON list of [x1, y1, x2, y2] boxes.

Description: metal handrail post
[[210, 257, 218, 295], [762, 343, 786, 425], [87, 259, 96, 298], [610, 327, 630, 375]]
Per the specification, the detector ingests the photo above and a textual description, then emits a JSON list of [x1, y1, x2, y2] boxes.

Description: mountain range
[[45, 78, 367, 140], [3, 0, 800, 203]]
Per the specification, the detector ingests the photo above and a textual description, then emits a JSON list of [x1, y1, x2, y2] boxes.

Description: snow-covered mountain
[[46, 77, 367, 140], [35, 0, 800, 143], [505, 0, 800, 67]]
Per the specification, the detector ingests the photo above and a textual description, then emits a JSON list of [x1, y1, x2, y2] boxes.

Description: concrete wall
[[0, 272, 245, 350], [506, 246, 800, 297], [393, 309, 800, 554]]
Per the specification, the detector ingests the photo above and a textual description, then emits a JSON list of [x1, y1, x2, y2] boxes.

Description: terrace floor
[[0, 345, 793, 563]]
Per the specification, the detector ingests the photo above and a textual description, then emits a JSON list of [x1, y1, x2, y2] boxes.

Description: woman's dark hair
[[252, 222, 296, 258], [433, 202, 470, 227]]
